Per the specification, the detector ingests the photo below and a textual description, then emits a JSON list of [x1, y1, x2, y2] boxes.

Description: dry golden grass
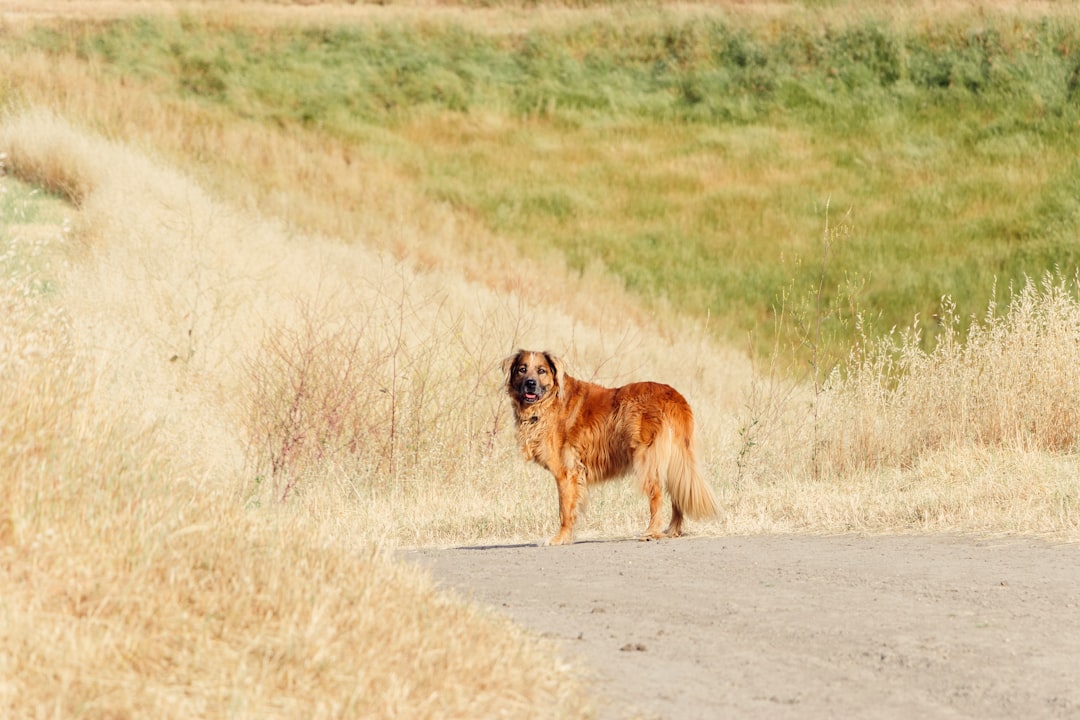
[[0, 112, 601, 718], [728, 274, 1080, 539]]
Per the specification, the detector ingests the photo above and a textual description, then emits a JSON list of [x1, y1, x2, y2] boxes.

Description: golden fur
[[503, 349, 718, 545]]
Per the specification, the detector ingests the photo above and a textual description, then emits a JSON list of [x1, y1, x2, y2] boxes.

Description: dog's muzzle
[[521, 378, 541, 404]]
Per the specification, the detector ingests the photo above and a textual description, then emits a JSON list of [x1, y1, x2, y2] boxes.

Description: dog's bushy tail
[[655, 416, 718, 520]]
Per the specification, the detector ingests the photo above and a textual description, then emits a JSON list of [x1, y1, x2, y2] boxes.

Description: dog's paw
[[546, 532, 574, 546]]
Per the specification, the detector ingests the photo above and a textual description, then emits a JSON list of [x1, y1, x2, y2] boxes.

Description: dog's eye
[[516, 365, 526, 374], [538, 367, 547, 375]]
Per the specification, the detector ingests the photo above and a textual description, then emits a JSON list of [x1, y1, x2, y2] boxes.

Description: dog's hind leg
[[641, 478, 666, 540], [634, 445, 667, 540], [663, 504, 684, 538]]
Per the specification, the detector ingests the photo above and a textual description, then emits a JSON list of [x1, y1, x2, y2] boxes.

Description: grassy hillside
[[8, 4, 1080, 357], [3, 2, 1080, 717]]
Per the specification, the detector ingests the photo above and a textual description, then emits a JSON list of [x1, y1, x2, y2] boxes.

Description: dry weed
[[723, 273, 1080, 539], [824, 274, 1080, 472]]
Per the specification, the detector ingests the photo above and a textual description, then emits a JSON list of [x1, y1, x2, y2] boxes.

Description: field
[[2, 1, 1080, 717]]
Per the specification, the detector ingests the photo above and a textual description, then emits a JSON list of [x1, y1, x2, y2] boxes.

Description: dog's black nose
[[524, 378, 538, 392]]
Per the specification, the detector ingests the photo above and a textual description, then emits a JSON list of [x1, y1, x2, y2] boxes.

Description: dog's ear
[[544, 352, 567, 400], [501, 350, 523, 386]]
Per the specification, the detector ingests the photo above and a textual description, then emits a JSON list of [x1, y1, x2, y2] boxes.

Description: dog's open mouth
[[522, 392, 539, 404]]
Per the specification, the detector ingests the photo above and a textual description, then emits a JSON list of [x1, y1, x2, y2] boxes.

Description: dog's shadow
[[452, 537, 639, 551]]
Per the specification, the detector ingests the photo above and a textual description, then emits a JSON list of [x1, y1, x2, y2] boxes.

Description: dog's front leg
[[548, 461, 585, 546]]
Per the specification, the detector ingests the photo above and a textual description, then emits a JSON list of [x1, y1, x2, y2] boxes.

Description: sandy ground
[[408, 534, 1080, 719]]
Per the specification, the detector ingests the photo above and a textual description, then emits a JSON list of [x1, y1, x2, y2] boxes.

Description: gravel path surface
[[408, 534, 1080, 719]]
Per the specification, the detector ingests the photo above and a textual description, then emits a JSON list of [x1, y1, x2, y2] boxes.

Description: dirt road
[[408, 534, 1080, 719]]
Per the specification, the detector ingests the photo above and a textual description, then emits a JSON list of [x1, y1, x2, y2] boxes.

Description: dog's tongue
[[524, 392, 538, 402]]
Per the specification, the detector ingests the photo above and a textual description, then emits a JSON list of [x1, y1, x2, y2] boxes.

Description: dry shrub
[[822, 272, 1080, 473], [245, 301, 389, 499], [241, 282, 513, 502], [0, 108, 97, 205]]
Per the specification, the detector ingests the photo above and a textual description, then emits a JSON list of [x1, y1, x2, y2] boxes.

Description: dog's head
[[502, 349, 564, 408]]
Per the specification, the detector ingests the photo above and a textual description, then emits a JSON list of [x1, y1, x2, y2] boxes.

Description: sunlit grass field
[[10, 2, 1080, 354], [3, 1, 1080, 717]]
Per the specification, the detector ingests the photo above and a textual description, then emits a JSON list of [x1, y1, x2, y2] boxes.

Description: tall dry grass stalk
[[728, 273, 1080, 539], [823, 275, 1080, 470]]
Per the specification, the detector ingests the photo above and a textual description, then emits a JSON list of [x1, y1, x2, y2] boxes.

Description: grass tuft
[[825, 273, 1080, 471]]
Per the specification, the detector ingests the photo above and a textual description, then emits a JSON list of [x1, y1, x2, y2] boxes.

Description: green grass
[[0, 175, 69, 296], [16, 9, 1080, 357]]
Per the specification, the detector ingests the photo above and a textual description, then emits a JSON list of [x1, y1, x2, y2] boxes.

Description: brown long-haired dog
[[503, 349, 718, 545]]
